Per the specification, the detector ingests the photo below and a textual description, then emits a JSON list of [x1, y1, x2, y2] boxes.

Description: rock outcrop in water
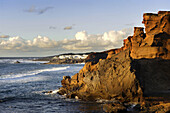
[[14, 61, 20, 64], [58, 11, 170, 112]]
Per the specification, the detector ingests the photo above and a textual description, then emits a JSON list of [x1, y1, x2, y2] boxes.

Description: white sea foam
[[0, 66, 70, 80], [77, 62, 85, 64], [0, 76, 48, 84], [0, 59, 48, 64], [33, 89, 60, 95], [44, 89, 59, 95], [18, 60, 48, 64], [51, 89, 59, 94]]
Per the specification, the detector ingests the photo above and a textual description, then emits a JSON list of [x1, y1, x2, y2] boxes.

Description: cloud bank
[[0, 29, 132, 56]]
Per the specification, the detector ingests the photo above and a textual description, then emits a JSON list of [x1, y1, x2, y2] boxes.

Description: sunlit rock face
[[131, 11, 170, 59], [58, 11, 170, 102]]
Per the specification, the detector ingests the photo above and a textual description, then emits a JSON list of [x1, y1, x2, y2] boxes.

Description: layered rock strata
[[58, 11, 170, 105]]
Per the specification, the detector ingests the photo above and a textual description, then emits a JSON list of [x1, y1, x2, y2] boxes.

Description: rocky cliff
[[58, 11, 170, 112]]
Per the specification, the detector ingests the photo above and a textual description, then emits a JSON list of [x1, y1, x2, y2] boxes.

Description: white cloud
[[0, 36, 57, 50], [0, 36, 26, 49], [0, 28, 132, 56], [32, 35, 57, 48], [102, 30, 126, 42], [75, 31, 88, 40]]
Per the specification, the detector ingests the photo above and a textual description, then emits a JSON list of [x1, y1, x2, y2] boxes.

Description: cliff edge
[[58, 11, 170, 112]]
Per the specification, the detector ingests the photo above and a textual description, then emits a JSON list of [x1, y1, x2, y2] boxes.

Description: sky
[[0, 0, 170, 57]]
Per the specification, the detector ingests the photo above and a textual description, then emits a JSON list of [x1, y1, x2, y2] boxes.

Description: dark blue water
[[0, 58, 104, 113]]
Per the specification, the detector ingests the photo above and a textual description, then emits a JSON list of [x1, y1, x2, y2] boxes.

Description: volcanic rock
[[58, 11, 170, 111], [15, 61, 20, 64]]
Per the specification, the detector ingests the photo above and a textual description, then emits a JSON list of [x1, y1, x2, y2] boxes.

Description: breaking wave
[[0, 58, 48, 64], [0, 66, 70, 80]]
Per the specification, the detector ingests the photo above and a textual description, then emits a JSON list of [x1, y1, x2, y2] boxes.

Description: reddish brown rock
[[131, 27, 145, 47], [58, 11, 170, 107], [139, 101, 170, 113], [132, 11, 170, 59], [85, 52, 108, 64], [147, 102, 170, 113], [58, 49, 143, 102], [123, 36, 132, 50]]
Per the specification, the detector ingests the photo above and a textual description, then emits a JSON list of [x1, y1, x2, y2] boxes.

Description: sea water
[[0, 57, 103, 113]]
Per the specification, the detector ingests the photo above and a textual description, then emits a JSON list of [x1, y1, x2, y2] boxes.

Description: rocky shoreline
[[58, 11, 170, 112], [44, 59, 86, 64]]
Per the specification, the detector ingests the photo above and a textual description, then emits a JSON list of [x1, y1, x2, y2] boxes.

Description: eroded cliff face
[[59, 49, 143, 102], [131, 11, 170, 59], [58, 11, 170, 103]]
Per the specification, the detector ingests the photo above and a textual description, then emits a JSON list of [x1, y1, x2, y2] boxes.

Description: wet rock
[[15, 61, 20, 64], [140, 101, 170, 113], [61, 76, 71, 86], [103, 103, 127, 113]]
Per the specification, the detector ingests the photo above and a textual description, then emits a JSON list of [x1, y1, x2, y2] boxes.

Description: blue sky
[[0, 0, 170, 57]]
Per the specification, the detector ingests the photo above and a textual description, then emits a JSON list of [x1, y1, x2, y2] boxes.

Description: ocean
[[0, 57, 104, 113]]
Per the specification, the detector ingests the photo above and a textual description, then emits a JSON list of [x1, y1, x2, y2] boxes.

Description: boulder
[[15, 61, 20, 64]]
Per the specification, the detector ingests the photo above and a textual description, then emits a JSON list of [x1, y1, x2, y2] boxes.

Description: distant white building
[[59, 55, 65, 59], [52, 56, 59, 60], [57, 54, 88, 60]]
